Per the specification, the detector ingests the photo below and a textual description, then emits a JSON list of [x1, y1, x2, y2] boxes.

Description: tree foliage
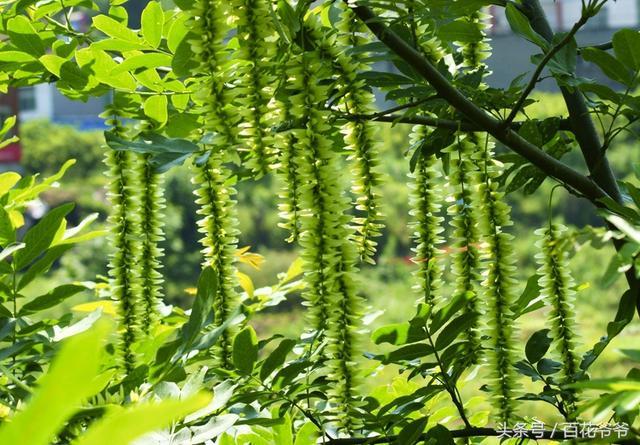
[[1, 0, 640, 443]]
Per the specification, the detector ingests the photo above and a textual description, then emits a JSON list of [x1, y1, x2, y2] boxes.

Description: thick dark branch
[[520, 0, 640, 316], [337, 112, 478, 130], [366, 95, 440, 117], [336, 112, 572, 132], [327, 427, 637, 445], [346, 3, 606, 202], [337, 112, 573, 132], [504, 15, 588, 125]]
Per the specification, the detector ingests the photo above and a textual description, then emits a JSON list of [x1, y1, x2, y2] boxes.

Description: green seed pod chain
[[476, 139, 520, 423], [192, 152, 240, 367], [287, 45, 364, 426], [190, 0, 242, 366], [189, 0, 238, 148], [335, 4, 366, 48], [326, 238, 363, 433], [404, 0, 445, 61], [136, 136, 165, 335], [303, 14, 383, 263], [104, 111, 142, 374], [445, 136, 483, 361], [288, 47, 341, 344], [408, 126, 444, 308], [330, 10, 384, 264], [274, 103, 302, 243], [232, 0, 277, 176], [459, 10, 492, 72], [535, 223, 580, 416], [273, 36, 302, 243]]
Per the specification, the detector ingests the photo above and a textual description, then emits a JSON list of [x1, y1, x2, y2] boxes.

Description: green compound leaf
[[14, 203, 74, 270], [612, 29, 640, 72], [104, 130, 198, 173], [141, 1, 164, 48], [7, 15, 45, 57], [233, 326, 259, 375], [0, 320, 111, 445], [505, 3, 549, 50], [525, 329, 552, 364]]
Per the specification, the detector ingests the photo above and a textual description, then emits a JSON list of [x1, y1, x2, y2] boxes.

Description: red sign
[[0, 89, 21, 164], [0, 143, 21, 163]]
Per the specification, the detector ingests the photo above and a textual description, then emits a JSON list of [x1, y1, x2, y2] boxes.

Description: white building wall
[[607, 0, 638, 28], [489, 0, 638, 34], [19, 84, 54, 122]]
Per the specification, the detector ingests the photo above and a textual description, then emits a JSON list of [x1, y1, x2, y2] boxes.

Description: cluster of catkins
[[103, 0, 580, 429]]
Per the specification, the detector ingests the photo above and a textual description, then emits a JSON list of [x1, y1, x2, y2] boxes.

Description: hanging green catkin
[[287, 49, 336, 339], [326, 237, 363, 433], [274, 103, 302, 243], [408, 126, 444, 308], [335, 4, 366, 48], [190, 0, 241, 366], [448, 8, 491, 363], [137, 149, 165, 335], [459, 10, 492, 71], [404, 0, 445, 61], [287, 43, 363, 432], [475, 139, 519, 423], [306, 12, 383, 263], [535, 223, 580, 416], [104, 113, 142, 374], [445, 137, 483, 361], [273, 34, 302, 243], [189, 0, 238, 148], [232, 0, 277, 176], [330, 7, 384, 264], [192, 152, 240, 367]]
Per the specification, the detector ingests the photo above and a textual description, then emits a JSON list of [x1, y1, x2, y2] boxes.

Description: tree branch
[[336, 112, 478, 130], [578, 40, 613, 53], [520, 0, 640, 316], [327, 427, 637, 445], [504, 14, 588, 126], [366, 95, 440, 117], [345, 3, 606, 203], [336, 112, 573, 132]]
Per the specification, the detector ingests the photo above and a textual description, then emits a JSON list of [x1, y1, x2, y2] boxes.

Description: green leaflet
[[535, 223, 580, 416], [192, 152, 240, 368], [408, 125, 444, 309]]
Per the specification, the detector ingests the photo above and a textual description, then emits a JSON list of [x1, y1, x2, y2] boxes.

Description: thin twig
[[362, 95, 440, 119], [336, 112, 573, 132], [346, 2, 606, 203], [503, 15, 589, 126], [578, 40, 613, 53]]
